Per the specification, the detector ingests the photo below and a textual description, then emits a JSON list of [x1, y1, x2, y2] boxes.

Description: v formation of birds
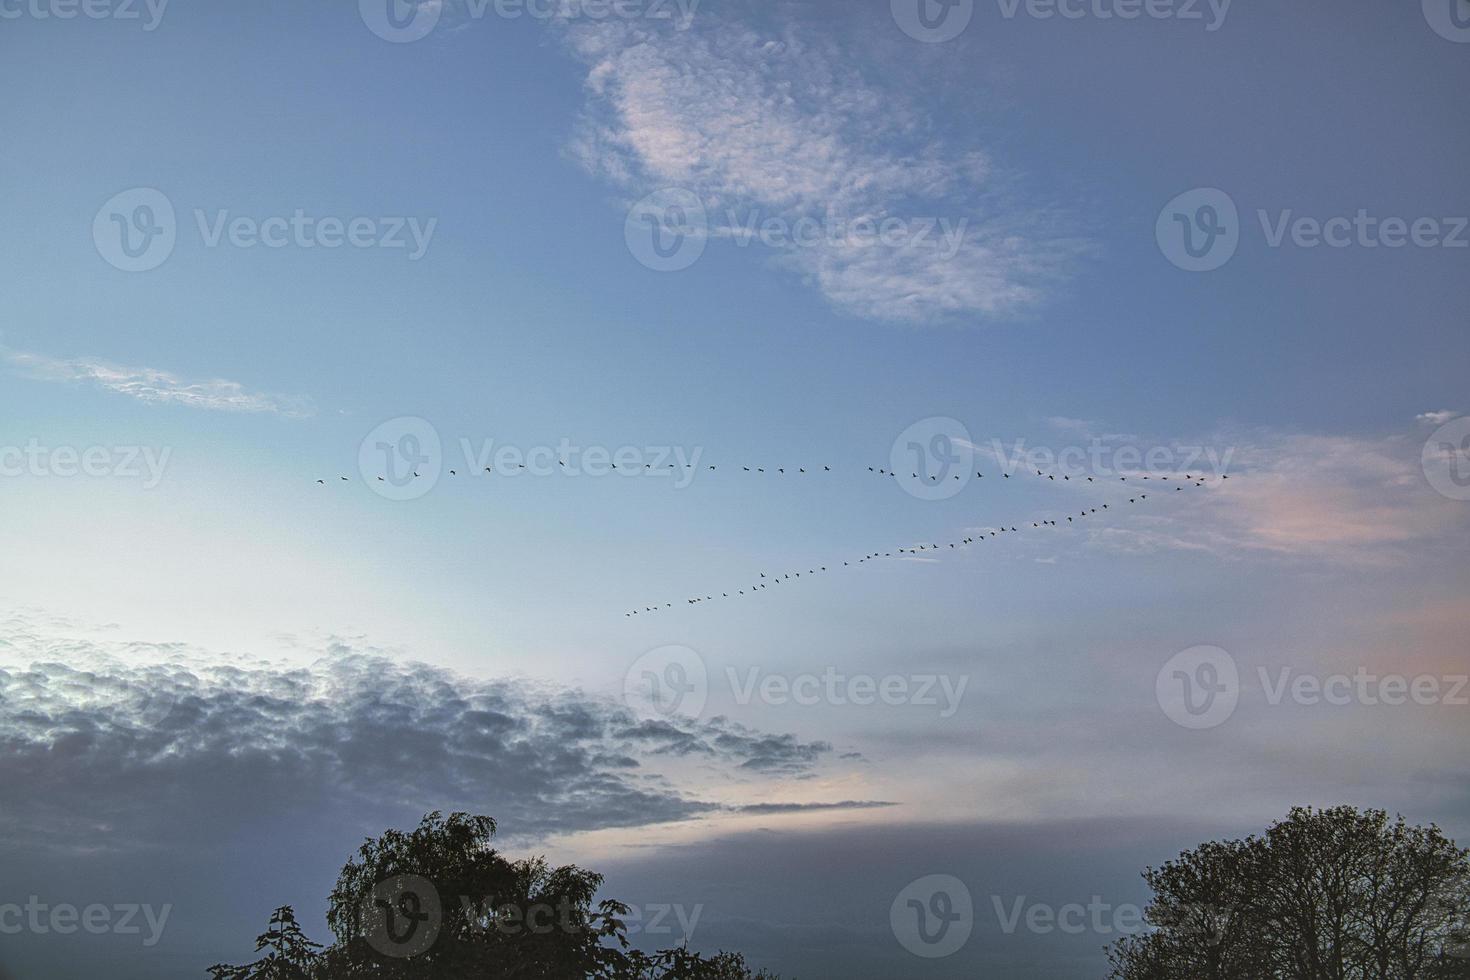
[[319, 455, 1230, 618]]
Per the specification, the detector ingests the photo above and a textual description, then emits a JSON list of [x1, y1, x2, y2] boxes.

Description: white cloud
[[1417, 409, 1460, 426], [3, 348, 314, 417], [562, 14, 1081, 323]]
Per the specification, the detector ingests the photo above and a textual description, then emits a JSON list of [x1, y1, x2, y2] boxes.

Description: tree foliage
[[1107, 806, 1470, 980], [209, 812, 779, 980], [208, 907, 322, 980]]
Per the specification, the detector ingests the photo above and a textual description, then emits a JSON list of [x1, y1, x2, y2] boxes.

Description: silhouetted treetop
[[210, 811, 782, 979], [1107, 806, 1470, 980]]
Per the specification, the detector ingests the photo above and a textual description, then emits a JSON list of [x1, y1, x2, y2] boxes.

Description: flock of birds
[[318, 462, 1228, 486], [313, 457, 1229, 618], [609, 465, 1228, 617]]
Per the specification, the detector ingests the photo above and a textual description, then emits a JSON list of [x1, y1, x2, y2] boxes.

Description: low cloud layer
[[0, 615, 872, 979], [0, 621, 847, 854]]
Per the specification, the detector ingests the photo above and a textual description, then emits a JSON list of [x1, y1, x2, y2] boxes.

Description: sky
[[1, 0, 1468, 976]]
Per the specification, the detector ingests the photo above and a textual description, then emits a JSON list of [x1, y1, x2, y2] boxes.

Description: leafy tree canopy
[[209, 812, 780, 980], [1107, 806, 1470, 980]]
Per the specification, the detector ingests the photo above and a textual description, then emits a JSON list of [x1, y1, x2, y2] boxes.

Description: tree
[[1107, 806, 1470, 980], [210, 812, 780, 979], [209, 907, 322, 980]]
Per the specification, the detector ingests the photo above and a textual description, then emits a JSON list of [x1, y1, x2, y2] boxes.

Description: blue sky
[[1, 1, 1469, 977]]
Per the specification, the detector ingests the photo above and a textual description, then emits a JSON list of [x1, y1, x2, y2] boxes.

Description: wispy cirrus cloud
[[561, 10, 1083, 324], [1062, 425, 1461, 563], [3, 347, 314, 418], [958, 419, 1466, 565], [1091, 428, 1464, 564]]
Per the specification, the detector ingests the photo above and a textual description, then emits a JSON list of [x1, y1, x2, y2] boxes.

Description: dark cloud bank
[[0, 623, 868, 979]]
